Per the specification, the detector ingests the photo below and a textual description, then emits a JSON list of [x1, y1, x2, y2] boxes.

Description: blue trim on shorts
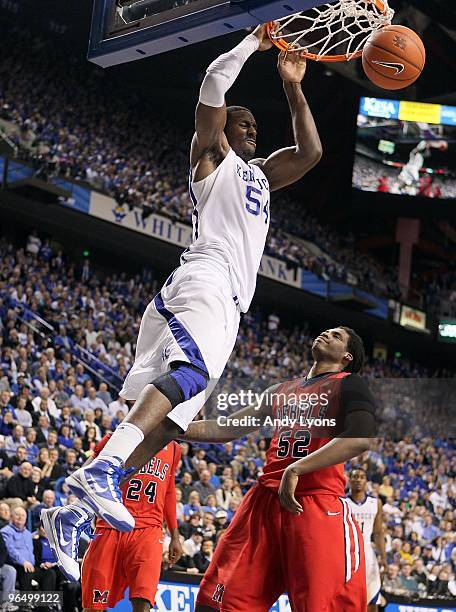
[[154, 292, 208, 375], [369, 588, 381, 605]]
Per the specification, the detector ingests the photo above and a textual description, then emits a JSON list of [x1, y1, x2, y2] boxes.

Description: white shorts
[[366, 548, 381, 605], [120, 260, 240, 431]]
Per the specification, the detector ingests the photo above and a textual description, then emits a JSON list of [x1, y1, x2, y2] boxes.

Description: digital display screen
[[352, 97, 456, 199], [438, 318, 456, 343]]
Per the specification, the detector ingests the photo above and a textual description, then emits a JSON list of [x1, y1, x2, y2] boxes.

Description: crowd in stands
[[0, 231, 454, 607], [0, 24, 405, 301]]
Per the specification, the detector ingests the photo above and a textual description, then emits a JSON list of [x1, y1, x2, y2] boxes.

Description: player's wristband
[[199, 34, 260, 108]]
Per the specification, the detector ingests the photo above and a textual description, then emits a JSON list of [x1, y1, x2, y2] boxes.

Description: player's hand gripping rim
[[278, 467, 303, 515]]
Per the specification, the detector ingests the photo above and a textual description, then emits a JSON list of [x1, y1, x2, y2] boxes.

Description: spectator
[[97, 382, 112, 407], [214, 510, 229, 532], [183, 529, 203, 558], [2, 462, 36, 510], [192, 470, 216, 505], [32, 489, 56, 530], [399, 563, 421, 595], [5, 445, 28, 473], [179, 472, 194, 504], [82, 387, 107, 413], [82, 425, 99, 453], [193, 539, 214, 573], [428, 568, 450, 598], [1, 506, 35, 590], [57, 424, 73, 450], [14, 396, 32, 429], [30, 467, 46, 502], [70, 385, 86, 411], [179, 513, 202, 540], [32, 524, 58, 594], [23, 428, 39, 464], [0, 502, 11, 528], [183, 491, 202, 521], [107, 395, 128, 419], [383, 564, 404, 595], [0, 531, 17, 601], [216, 477, 235, 510], [34, 415, 51, 445], [32, 387, 58, 420], [4, 425, 25, 457]]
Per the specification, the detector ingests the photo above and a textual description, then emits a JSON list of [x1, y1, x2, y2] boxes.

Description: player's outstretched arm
[[191, 25, 271, 171], [179, 383, 280, 443], [251, 51, 322, 192]]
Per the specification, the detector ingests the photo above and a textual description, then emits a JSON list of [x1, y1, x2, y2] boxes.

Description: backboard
[[88, 0, 326, 67]]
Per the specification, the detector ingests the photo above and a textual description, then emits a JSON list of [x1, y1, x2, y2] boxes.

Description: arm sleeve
[[92, 433, 112, 458], [199, 34, 260, 108], [163, 443, 181, 531], [339, 374, 377, 438]]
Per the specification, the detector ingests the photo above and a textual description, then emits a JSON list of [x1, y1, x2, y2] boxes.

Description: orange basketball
[[362, 25, 425, 90]]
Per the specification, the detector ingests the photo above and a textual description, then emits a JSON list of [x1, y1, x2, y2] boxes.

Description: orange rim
[[266, 0, 388, 62]]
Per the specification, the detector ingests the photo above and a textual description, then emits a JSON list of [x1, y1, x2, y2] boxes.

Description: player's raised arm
[[179, 384, 280, 443], [251, 51, 322, 192], [190, 25, 272, 170]]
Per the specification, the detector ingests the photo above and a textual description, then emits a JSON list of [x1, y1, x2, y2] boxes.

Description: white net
[[269, 0, 394, 61]]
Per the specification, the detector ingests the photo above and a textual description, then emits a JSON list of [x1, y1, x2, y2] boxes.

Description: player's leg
[[66, 265, 237, 531], [131, 599, 151, 612], [81, 529, 126, 611], [281, 495, 366, 611], [42, 418, 179, 581], [368, 604, 378, 612], [196, 485, 285, 612], [123, 526, 163, 610]]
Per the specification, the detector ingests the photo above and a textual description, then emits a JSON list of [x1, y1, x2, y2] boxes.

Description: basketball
[[362, 25, 426, 90]]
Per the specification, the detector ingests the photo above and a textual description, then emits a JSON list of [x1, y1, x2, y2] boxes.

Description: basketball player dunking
[[184, 326, 377, 611], [43, 24, 322, 574], [347, 467, 387, 612]]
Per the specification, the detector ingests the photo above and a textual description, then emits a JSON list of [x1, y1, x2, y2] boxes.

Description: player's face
[[225, 111, 257, 162], [311, 327, 352, 367], [350, 469, 367, 493]]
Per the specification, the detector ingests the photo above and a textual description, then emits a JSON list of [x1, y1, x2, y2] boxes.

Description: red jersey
[[259, 372, 350, 497], [93, 434, 181, 530]]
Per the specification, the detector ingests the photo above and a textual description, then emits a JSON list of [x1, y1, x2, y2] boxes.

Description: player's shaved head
[[226, 105, 254, 120]]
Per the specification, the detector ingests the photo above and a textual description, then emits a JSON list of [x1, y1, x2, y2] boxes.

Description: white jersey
[[346, 495, 378, 552], [399, 150, 424, 184], [183, 148, 270, 313], [346, 495, 381, 604]]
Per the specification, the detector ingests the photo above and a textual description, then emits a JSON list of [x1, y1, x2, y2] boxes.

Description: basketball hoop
[[267, 0, 394, 62]]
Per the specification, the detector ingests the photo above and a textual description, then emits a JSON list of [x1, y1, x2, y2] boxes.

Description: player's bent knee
[[153, 361, 208, 408]]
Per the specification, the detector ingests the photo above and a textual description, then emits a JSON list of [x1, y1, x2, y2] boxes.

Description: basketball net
[[267, 0, 394, 62]]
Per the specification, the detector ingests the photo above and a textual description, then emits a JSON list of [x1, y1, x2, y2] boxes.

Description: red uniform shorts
[[81, 525, 163, 609], [197, 484, 366, 612]]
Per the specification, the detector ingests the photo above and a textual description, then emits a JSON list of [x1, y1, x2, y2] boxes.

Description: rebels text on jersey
[[259, 372, 376, 497], [93, 434, 181, 530]]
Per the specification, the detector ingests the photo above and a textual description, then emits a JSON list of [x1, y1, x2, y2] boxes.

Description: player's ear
[[344, 352, 353, 366]]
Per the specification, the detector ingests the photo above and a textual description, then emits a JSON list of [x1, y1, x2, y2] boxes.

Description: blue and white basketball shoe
[[65, 456, 135, 532], [41, 505, 95, 582]]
